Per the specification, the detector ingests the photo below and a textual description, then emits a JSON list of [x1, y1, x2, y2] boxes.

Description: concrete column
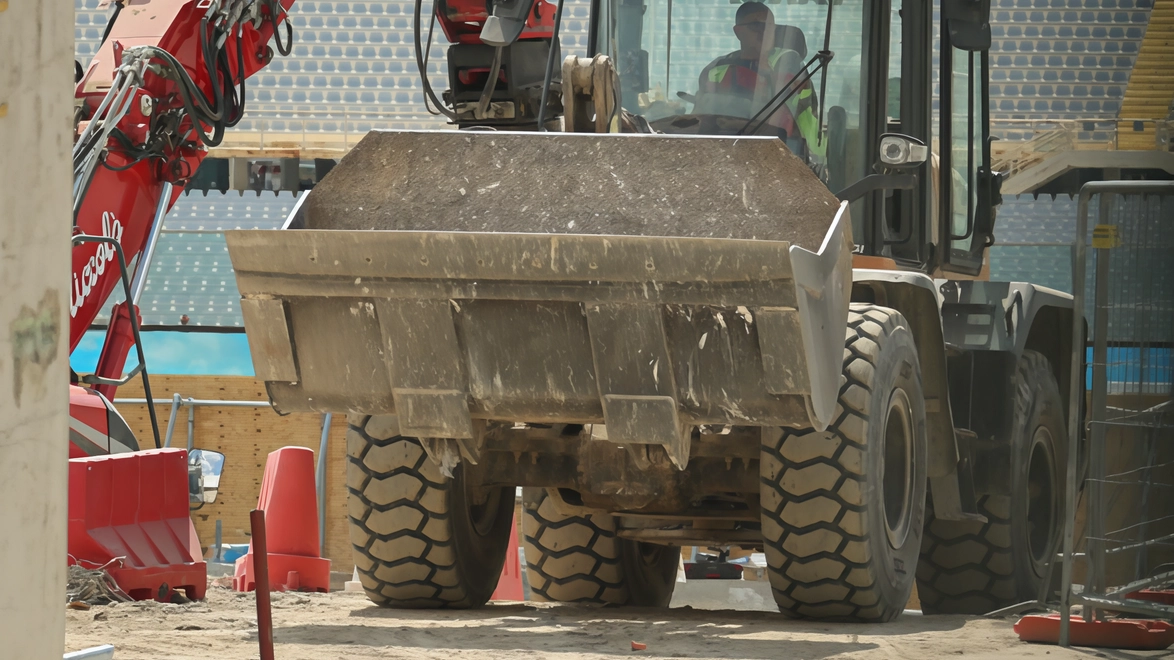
[[228, 156, 251, 191], [0, 1, 72, 658], [280, 157, 301, 191]]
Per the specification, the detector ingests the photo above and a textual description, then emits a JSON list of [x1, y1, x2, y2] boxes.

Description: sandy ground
[[63, 583, 1173, 660]]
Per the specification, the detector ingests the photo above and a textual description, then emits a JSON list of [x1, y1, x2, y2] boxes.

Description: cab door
[[938, 0, 1000, 276]]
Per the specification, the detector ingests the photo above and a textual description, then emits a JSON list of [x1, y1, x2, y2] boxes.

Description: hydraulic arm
[[70, 0, 294, 404]]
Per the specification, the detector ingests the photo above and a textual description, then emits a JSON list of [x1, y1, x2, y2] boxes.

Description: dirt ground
[[64, 583, 1171, 660]]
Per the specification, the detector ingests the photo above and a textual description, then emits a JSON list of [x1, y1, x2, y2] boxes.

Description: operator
[[695, 2, 824, 162]]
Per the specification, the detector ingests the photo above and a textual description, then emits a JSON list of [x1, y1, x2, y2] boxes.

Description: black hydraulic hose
[[535, 0, 566, 131], [414, 0, 456, 120], [90, 7, 288, 173], [422, 12, 442, 115], [268, 0, 294, 57], [172, 58, 224, 144], [220, 30, 247, 128], [227, 29, 246, 127], [198, 17, 225, 122], [150, 47, 226, 146], [476, 46, 504, 119]]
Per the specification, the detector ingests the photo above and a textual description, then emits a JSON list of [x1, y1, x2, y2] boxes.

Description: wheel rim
[[468, 486, 503, 537], [882, 389, 915, 549], [1027, 427, 1057, 572]]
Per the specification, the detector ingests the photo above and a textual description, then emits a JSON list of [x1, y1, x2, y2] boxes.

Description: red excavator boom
[[66, 0, 294, 602], [71, 0, 293, 404]]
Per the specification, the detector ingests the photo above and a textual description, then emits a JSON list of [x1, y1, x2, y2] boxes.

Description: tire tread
[[761, 304, 920, 622], [346, 414, 475, 608], [915, 350, 1061, 615]]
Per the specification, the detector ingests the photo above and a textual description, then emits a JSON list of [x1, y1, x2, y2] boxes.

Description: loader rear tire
[[346, 414, 515, 609], [521, 488, 679, 606], [915, 350, 1066, 615], [760, 304, 928, 622]]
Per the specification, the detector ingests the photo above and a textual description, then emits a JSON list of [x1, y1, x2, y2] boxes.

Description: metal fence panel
[[1059, 181, 1174, 646]]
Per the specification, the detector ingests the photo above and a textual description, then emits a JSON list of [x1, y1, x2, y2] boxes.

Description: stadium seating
[[73, 0, 1157, 327]]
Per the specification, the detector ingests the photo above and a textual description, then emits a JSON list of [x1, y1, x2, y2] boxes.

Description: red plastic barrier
[[1126, 589, 1174, 607], [491, 514, 525, 602], [234, 447, 330, 592], [1015, 614, 1174, 650], [68, 448, 206, 601]]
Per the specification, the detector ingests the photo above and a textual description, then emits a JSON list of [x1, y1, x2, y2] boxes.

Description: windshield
[[614, 1, 863, 124], [607, 0, 867, 182]]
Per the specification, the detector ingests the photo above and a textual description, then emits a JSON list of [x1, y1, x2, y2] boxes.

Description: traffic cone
[[491, 513, 525, 602], [344, 566, 363, 592], [233, 447, 331, 592]]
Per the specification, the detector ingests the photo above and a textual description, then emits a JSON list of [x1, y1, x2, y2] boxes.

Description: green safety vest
[[704, 48, 825, 157]]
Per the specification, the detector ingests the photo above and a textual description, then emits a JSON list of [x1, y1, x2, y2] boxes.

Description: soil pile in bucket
[[304, 131, 842, 250]]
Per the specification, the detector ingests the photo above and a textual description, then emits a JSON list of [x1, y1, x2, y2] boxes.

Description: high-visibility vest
[[702, 48, 824, 157]]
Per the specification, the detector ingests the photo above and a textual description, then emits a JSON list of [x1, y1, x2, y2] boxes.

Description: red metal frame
[[435, 0, 556, 45], [1127, 589, 1174, 607]]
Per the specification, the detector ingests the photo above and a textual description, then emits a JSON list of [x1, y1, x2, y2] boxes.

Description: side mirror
[[878, 134, 928, 169], [941, 0, 992, 51], [188, 449, 225, 505]]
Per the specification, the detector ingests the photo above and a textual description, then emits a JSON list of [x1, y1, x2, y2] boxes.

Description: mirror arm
[[835, 173, 917, 204]]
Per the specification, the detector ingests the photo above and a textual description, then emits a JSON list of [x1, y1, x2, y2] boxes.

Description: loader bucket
[[228, 130, 853, 438]]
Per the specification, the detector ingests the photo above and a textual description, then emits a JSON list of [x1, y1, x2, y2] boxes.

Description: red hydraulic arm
[[70, 0, 294, 402]]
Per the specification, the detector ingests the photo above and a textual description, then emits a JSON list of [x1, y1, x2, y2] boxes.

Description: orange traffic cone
[[233, 447, 331, 592], [491, 513, 525, 602]]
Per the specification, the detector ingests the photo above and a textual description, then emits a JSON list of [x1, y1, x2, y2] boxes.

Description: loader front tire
[[915, 350, 1066, 614], [521, 488, 679, 606], [760, 304, 928, 622], [346, 414, 515, 609]]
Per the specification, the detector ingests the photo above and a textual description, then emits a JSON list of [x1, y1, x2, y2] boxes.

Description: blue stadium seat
[[72, 0, 1154, 326]]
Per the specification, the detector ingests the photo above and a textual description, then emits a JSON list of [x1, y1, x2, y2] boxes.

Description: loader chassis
[[229, 0, 1077, 621]]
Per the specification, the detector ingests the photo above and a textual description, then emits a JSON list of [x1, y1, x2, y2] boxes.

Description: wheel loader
[[225, 0, 1081, 621]]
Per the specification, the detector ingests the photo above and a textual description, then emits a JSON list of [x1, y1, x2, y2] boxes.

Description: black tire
[[760, 304, 928, 622], [346, 414, 515, 608], [521, 488, 679, 606], [916, 350, 1066, 614]]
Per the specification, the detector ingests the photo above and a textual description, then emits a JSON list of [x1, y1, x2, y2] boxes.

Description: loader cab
[[591, 0, 998, 277]]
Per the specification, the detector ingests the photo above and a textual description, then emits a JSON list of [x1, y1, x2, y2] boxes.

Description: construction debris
[[66, 563, 133, 606]]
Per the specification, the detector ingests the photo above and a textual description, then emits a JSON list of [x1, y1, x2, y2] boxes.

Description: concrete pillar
[[280, 157, 301, 191], [0, 1, 72, 658], [228, 156, 251, 191]]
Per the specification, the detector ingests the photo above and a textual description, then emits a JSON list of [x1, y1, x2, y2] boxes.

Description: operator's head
[[734, 2, 774, 56]]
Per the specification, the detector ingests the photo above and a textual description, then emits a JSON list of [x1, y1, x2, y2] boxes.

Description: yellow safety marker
[[1092, 224, 1119, 249]]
